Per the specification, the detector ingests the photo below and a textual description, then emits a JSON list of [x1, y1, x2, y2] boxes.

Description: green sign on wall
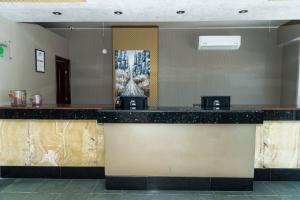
[[0, 46, 4, 58]]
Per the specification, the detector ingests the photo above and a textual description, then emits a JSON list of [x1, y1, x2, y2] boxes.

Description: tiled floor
[[0, 179, 299, 200]]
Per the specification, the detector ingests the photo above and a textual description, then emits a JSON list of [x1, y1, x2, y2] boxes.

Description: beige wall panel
[[112, 27, 159, 106], [105, 124, 256, 178], [61, 121, 103, 166], [0, 120, 30, 165], [29, 120, 63, 166], [261, 121, 300, 168]]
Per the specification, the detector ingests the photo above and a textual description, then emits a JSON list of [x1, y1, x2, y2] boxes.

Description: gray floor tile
[[247, 196, 281, 200], [289, 182, 300, 190], [63, 179, 98, 193], [91, 180, 122, 194], [121, 193, 155, 200], [214, 194, 249, 200], [199, 195, 214, 200], [0, 179, 16, 192], [151, 190, 213, 195], [0, 193, 28, 200], [151, 193, 200, 200], [36, 179, 70, 193], [56, 193, 89, 200], [122, 193, 213, 200], [263, 182, 300, 195], [122, 190, 156, 195], [23, 193, 59, 200], [1, 179, 300, 200], [245, 182, 276, 196], [92, 180, 105, 191], [279, 195, 300, 200], [88, 193, 122, 200], [1, 179, 44, 193], [214, 191, 247, 196]]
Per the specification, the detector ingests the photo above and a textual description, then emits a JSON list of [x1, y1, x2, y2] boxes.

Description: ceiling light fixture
[[52, 11, 62, 15], [114, 11, 123, 15], [176, 10, 186, 14], [238, 10, 248, 14]]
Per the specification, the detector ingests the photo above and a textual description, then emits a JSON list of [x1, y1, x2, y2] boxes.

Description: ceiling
[[36, 21, 289, 29], [0, 0, 300, 24]]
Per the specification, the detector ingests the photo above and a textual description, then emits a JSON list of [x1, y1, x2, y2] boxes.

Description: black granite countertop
[[0, 104, 299, 123], [97, 108, 263, 124]]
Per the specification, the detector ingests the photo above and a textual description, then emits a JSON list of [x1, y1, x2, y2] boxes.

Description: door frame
[[55, 56, 71, 104]]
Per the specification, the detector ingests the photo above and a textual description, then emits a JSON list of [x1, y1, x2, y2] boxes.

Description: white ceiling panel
[[0, 0, 299, 22]]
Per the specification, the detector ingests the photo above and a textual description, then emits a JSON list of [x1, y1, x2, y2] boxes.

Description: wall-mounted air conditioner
[[197, 36, 241, 50]]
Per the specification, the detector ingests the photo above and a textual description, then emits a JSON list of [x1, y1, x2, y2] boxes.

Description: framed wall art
[[112, 27, 158, 106], [35, 49, 45, 73]]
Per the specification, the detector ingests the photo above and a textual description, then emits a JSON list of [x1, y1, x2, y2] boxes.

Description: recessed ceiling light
[[114, 11, 123, 15], [52, 11, 62, 15], [176, 10, 186, 15], [238, 10, 248, 14]]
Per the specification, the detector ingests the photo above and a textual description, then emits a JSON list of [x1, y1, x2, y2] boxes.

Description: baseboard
[[5, 167, 299, 182], [106, 176, 253, 191], [1, 166, 105, 179], [254, 168, 300, 181]]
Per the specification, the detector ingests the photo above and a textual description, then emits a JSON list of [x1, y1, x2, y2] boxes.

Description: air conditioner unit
[[197, 36, 241, 50]]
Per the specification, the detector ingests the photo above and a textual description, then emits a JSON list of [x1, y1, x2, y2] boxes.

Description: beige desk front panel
[[104, 124, 256, 178]]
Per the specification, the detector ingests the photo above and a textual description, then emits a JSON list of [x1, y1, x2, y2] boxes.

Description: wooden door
[[56, 56, 71, 104]]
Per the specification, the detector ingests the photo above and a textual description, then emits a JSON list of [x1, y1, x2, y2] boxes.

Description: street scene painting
[[114, 50, 150, 97]]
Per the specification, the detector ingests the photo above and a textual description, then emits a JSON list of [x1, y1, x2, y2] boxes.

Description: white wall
[[0, 17, 69, 105]]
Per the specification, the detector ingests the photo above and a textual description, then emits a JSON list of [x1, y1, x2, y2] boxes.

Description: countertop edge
[[0, 106, 299, 123]]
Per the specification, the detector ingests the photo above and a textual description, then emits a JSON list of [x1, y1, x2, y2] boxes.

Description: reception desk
[[0, 105, 299, 190]]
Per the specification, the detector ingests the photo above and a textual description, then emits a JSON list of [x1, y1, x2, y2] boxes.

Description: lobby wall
[[58, 29, 113, 105], [159, 28, 282, 106], [278, 24, 300, 105], [280, 42, 299, 105], [0, 16, 69, 105], [56, 28, 282, 106]]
